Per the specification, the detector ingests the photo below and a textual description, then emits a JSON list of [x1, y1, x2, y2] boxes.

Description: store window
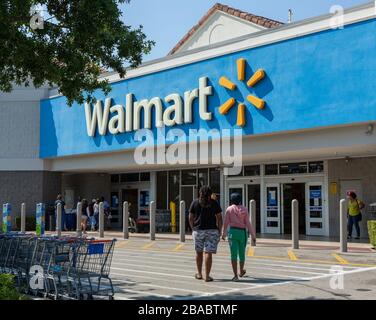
[[110, 174, 120, 183], [279, 162, 308, 175], [140, 172, 150, 181], [157, 172, 167, 210], [209, 168, 221, 194], [182, 169, 197, 185], [168, 171, 180, 209], [198, 169, 209, 188], [309, 161, 324, 173], [244, 165, 260, 176], [265, 164, 278, 175], [120, 173, 139, 182]]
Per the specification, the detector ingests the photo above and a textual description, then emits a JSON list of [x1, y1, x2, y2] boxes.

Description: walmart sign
[[40, 18, 376, 158]]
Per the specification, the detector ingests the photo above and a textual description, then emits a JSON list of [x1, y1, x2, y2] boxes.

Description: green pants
[[228, 227, 248, 263]]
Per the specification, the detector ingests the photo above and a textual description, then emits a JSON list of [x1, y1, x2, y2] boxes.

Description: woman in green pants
[[222, 193, 256, 281]]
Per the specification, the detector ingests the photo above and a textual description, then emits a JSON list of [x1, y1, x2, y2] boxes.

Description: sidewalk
[[48, 230, 375, 252]]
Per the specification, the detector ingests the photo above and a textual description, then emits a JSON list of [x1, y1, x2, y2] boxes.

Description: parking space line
[[111, 259, 325, 277], [332, 253, 349, 265], [172, 244, 185, 251], [287, 250, 298, 261], [115, 246, 376, 268], [248, 247, 255, 257], [110, 272, 241, 290], [142, 242, 156, 250]]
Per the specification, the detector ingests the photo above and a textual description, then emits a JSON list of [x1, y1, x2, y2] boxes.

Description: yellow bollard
[[170, 201, 176, 233]]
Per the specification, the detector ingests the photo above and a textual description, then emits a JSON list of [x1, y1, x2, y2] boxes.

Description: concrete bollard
[[179, 201, 186, 243], [99, 202, 104, 238], [123, 201, 129, 240], [21, 203, 26, 233], [249, 200, 256, 246], [340, 199, 348, 253], [150, 201, 156, 241], [56, 203, 62, 238], [76, 202, 82, 237], [292, 199, 299, 249]]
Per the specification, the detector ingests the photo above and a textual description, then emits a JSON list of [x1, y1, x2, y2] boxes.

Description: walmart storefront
[[40, 4, 376, 238]]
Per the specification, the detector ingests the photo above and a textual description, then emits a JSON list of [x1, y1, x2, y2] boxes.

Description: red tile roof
[[168, 3, 284, 55]]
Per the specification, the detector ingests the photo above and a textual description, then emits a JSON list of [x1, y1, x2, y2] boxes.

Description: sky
[[120, 0, 370, 61]]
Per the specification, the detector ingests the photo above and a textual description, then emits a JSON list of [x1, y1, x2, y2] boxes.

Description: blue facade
[[40, 18, 376, 158]]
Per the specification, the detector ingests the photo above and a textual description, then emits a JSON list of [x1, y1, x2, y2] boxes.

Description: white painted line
[[111, 260, 327, 277], [184, 265, 376, 299], [111, 277, 210, 295], [110, 272, 238, 290], [112, 252, 350, 272], [113, 247, 360, 269]]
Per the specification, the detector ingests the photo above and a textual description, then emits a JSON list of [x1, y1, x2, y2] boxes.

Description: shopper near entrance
[[189, 186, 222, 282], [222, 193, 256, 281], [81, 199, 89, 234], [54, 194, 67, 231], [347, 191, 365, 240]]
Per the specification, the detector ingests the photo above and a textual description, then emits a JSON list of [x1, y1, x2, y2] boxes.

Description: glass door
[[306, 183, 325, 236], [265, 184, 281, 234]]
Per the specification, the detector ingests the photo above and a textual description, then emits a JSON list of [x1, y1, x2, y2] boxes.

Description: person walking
[[347, 191, 365, 240], [81, 199, 89, 234], [54, 194, 67, 232], [222, 193, 256, 281], [87, 201, 96, 231], [189, 186, 222, 282], [101, 196, 112, 230], [93, 198, 100, 230]]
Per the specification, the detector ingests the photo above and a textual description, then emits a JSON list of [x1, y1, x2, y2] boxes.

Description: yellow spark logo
[[219, 58, 266, 127]]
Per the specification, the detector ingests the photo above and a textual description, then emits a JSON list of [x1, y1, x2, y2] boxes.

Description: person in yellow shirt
[[347, 191, 365, 240]]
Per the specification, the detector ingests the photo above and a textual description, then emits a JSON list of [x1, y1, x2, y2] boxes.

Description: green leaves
[[0, 0, 155, 105], [0, 274, 28, 300]]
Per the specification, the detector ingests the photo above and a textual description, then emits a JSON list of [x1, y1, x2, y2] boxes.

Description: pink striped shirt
[[223, 205, 256, 239]]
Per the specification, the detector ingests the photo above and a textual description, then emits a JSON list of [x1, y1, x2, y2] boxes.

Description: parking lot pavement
[[109, 238, 376, 300]]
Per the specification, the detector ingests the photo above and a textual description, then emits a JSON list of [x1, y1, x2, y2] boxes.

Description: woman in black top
[[189, 186, 223, 282]]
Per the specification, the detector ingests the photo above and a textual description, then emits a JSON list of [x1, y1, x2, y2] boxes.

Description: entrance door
[[282, 183, 306, 234], [122, 189, 138, 220], [265, 184, 280, 234], [247, 184, 261, 233], [306, 183, 325, 236]]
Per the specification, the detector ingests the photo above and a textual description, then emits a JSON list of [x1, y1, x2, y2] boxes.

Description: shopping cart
[[67, 239, 116, 300]]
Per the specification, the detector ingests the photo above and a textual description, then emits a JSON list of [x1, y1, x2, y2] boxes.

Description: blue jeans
[[56, 211, 66, 230], [348, 215, 360, 237]]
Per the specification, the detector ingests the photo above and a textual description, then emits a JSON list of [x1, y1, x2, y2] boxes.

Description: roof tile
[[168, 3, 283, 55]]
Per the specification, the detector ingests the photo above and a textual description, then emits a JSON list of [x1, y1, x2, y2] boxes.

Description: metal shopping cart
[[67, 239, 116, 300], [0, 233, 117, 300]]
